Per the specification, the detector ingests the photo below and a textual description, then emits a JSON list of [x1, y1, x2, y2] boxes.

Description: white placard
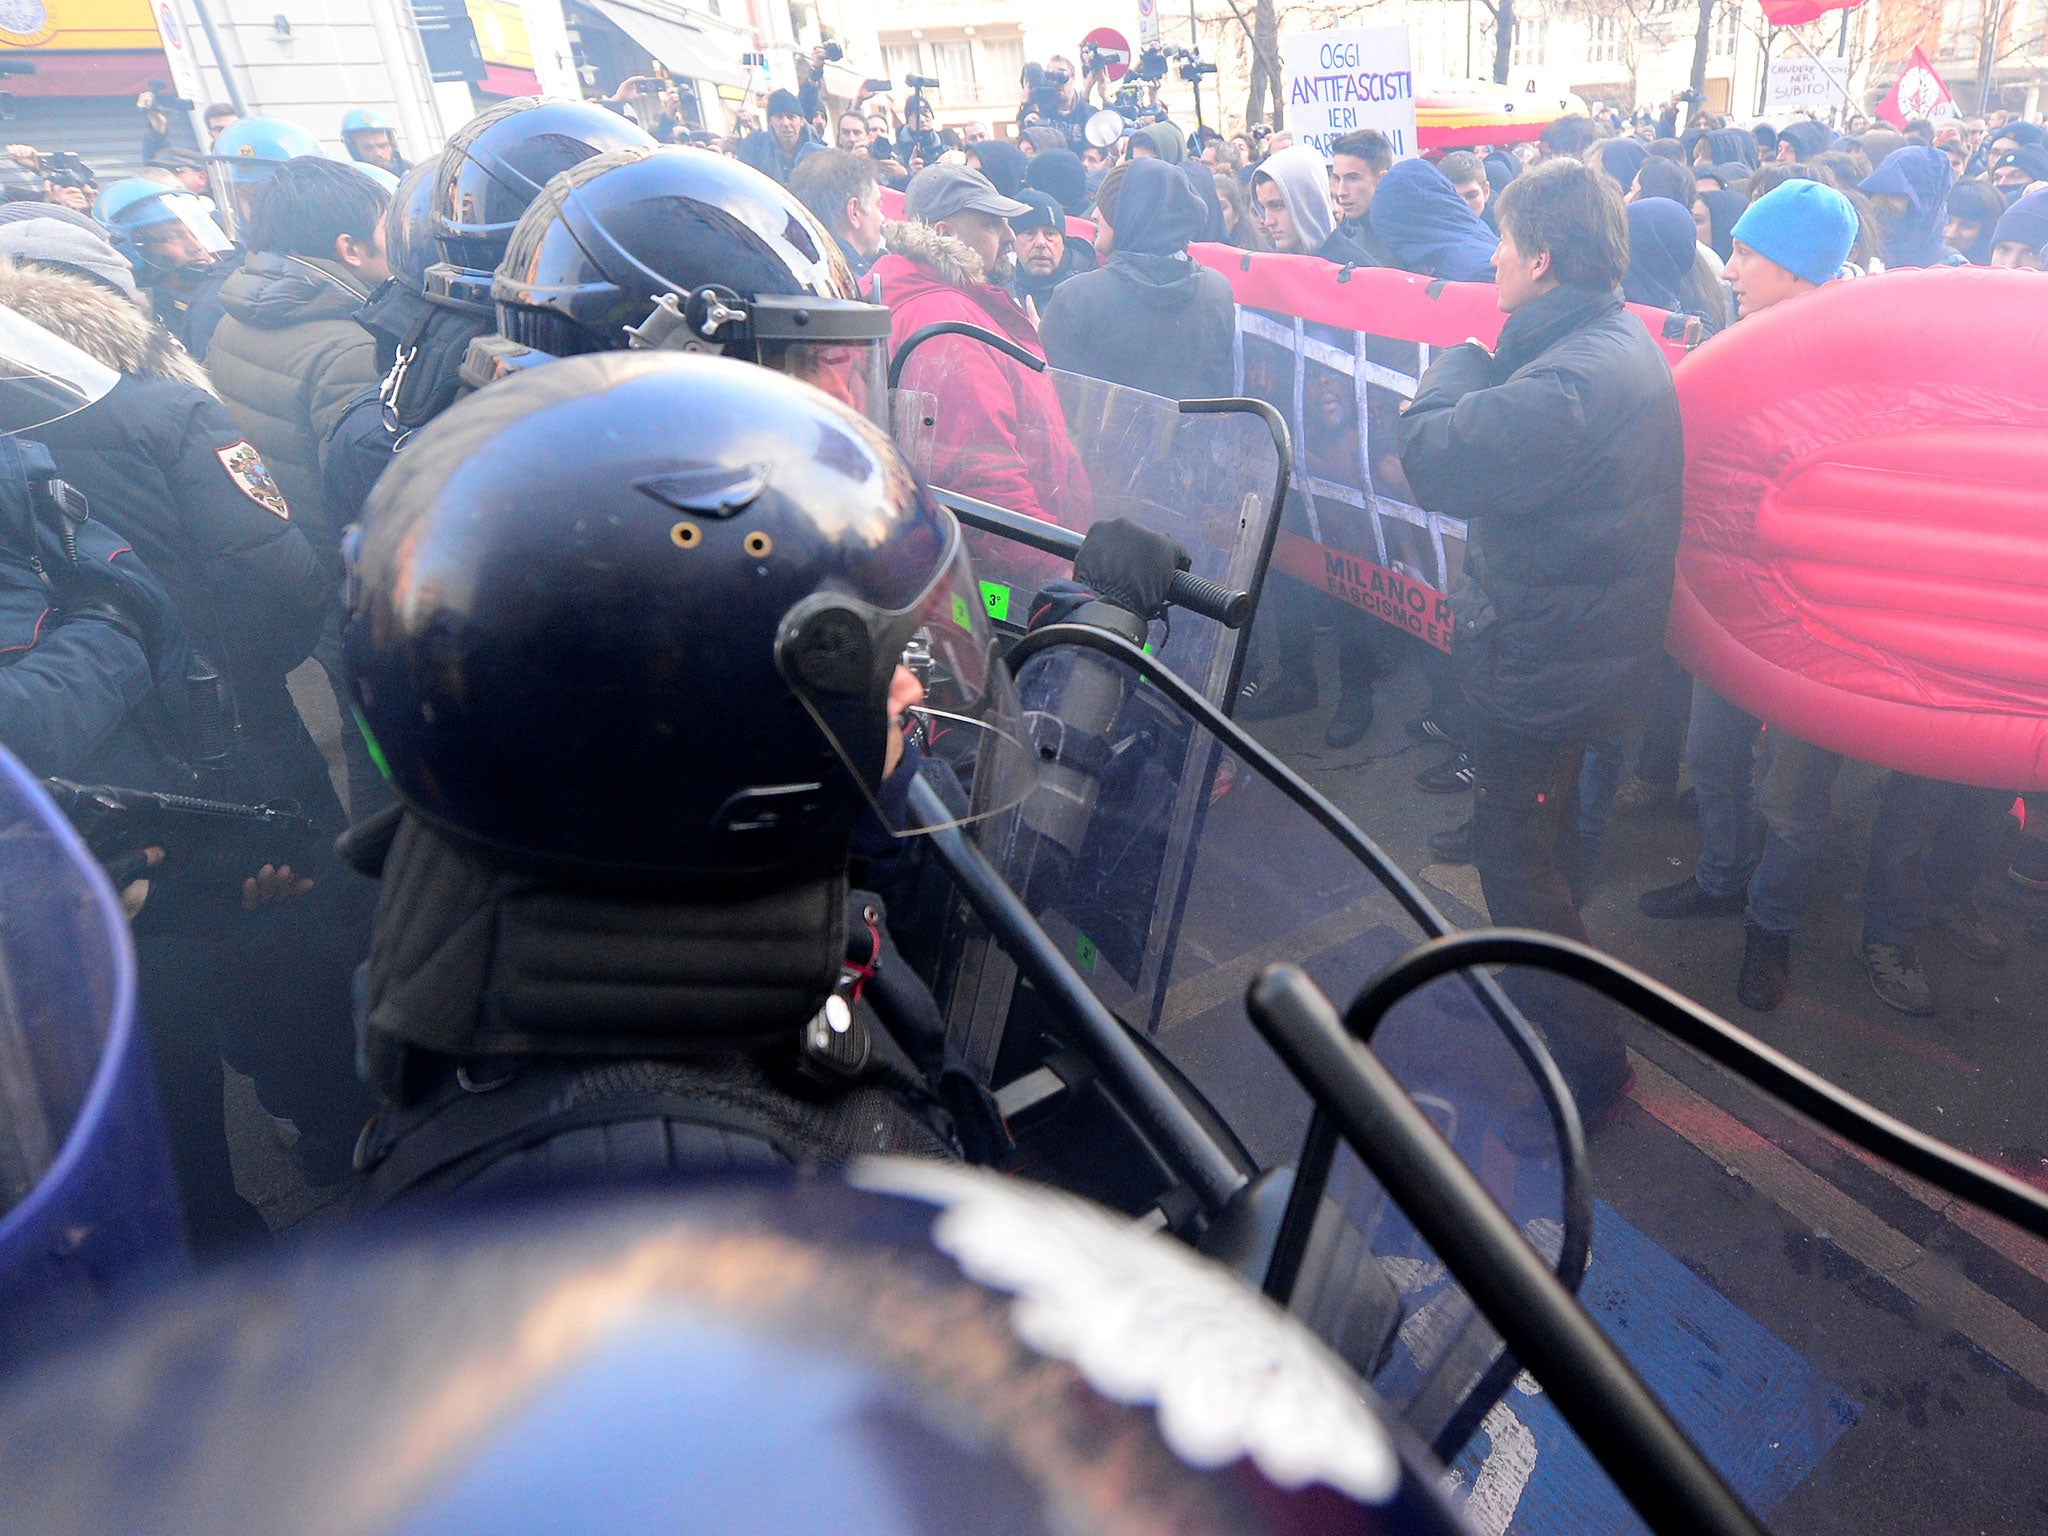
[[1764, 56, 1849, 117], [1278, 26, 1418, 161]]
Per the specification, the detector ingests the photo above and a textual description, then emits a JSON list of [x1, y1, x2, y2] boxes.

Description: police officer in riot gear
[[320, 99, 653, 528], [340, 350, 1028, 1203], [463, 144, 891, 421]]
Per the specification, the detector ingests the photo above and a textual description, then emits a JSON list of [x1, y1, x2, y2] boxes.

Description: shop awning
[[584, 0, 748, 89]]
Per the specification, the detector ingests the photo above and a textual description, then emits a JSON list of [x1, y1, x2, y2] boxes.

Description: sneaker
[[1857, 934, 1936, 1017], [2009, 840, 2048, 892], [1612, 776, 1674, 816], [1237, 673, 1317, 723], [1324, 690, 1375, 749], [1415, 751, 1478, 795], [1929, 899, 2006, 966], [1637, 874, 1745, 920], [1737, 923, 1791, 1011], [1405, 714, 1462, 748], [1427, 820, 1472, 863]]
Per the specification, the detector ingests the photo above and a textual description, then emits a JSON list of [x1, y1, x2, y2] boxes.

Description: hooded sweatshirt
[[1860, 145, 1963, 269], [1041, 157, 1236, 401], [1702, 127, 1759, 169], [1026, 148, 1090, 214], [1136, 122, 1187, 165], [1699, 188, 1747, 262], [1623, 198, 1697, 313], [1253, 144, 1336, 254], [969, 139, 1029, 200], [1777, 120, 1832, 162], [1370, 158, 1499, 282]]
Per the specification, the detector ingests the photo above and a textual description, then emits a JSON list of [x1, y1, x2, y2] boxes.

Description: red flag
[[1876, 46, 1958, 128], [1758, 0, 1862, 27]]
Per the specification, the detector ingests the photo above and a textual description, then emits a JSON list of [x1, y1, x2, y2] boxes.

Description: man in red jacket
[[873, 164, 1088, 531]]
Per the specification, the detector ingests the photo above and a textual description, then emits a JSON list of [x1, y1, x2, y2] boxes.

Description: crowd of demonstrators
[[0, 66, 2043, 1257]]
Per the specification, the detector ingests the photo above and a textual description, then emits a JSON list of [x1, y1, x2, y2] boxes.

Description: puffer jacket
[[872, 220, 1089, 529], [205, 251, 379, 554], [0, 260, 328, 721], [1398, 282, 1683, 739]]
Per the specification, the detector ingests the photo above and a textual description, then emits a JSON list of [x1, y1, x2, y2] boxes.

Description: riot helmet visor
[[115, 191, 232, 274], [776, 507, 1039, 838]]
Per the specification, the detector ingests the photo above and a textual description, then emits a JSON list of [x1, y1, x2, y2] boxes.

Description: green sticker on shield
[[950, 591, 973, 631], [980, 580, 1012, 623], [1074, 932, 1099, 974]]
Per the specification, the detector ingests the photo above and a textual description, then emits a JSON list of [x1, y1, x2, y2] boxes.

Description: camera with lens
[[822, 40, 843, 63], [1133, 46, 1169, 83], [905, 73, 940, 90]]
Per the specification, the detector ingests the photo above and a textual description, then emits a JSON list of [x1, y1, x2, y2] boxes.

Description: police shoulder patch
[[216, 441, 290, 518]]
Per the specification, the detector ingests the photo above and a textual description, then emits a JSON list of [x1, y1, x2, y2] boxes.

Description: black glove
[[1072, 517, 1191, 622]]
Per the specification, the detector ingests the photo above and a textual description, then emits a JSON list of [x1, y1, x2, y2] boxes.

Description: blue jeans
[[1577, 732, 1628, 855], [1747, 736, 1933, 943], [1685, 685, 1760, 898]]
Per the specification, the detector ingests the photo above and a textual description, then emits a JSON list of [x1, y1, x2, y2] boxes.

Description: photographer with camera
[[895, 87, 945, 172], [1017, 56, 1093, 149]]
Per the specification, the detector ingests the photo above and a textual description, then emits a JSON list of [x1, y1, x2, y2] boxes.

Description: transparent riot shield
[[0, 748, 184, 1358], [1264, 935, 2048, 1536], [926, 624, 1588, 1458], [891, 333, 1284, 707]]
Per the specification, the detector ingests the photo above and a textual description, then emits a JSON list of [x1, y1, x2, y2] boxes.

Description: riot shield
[[0, 305, 119, 435], [928, 624, 1588, 1457], [0, 748, 184, 1358], [1270, 936, 2048, 1536], [891, 337, 1284, 707]]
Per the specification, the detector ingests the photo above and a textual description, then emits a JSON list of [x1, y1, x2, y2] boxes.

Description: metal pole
[[186, 0, 248, 117]]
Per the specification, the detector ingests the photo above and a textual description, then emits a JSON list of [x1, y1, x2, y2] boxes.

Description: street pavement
[[1252, 638, 2048, 1535]]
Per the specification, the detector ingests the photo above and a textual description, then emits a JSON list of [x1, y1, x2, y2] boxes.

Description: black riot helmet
[[431, 96, 653, 271], [343, 351, 1033, 890], [381, 159, 442, 292], [471, 145, 892, 424]]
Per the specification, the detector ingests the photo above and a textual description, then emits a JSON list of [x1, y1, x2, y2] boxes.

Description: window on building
[[979, 36, 1025, 100], [1587, 15, 1622, 64], [1711, 0, 1740, 57], [929, 39, 974, 94], [1511, 16, 1547, 68], [881, 41, 922, 85], [1939, 0, 1985, 59], [2011, 0, 2048, 54]]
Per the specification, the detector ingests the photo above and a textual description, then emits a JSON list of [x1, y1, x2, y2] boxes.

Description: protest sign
[[1764, 56, 1848, 116], [1278, 25, 1418, 160]]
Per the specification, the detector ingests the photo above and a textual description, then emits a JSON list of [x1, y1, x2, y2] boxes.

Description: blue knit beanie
[[1992, 187, 2048, 254], [1730, 180, 1858, 286]]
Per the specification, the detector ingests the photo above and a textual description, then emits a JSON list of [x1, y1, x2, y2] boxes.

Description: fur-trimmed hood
[[880, 219, 986, 288], [0, 257, 213, 392]]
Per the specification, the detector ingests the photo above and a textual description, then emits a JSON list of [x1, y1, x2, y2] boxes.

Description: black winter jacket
[[1040, 252, 1236, 401], [0, 261, 329, 725], [1398, 283, 1682, 739], [0, 437, 192, 785], [320, 280, 492, 530]]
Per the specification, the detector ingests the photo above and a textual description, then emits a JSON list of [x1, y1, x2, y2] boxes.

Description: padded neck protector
[[361, 813, 847, 1060]]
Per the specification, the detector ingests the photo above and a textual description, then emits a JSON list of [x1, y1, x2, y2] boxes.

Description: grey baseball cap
[[904, 163, 1030, 224]]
